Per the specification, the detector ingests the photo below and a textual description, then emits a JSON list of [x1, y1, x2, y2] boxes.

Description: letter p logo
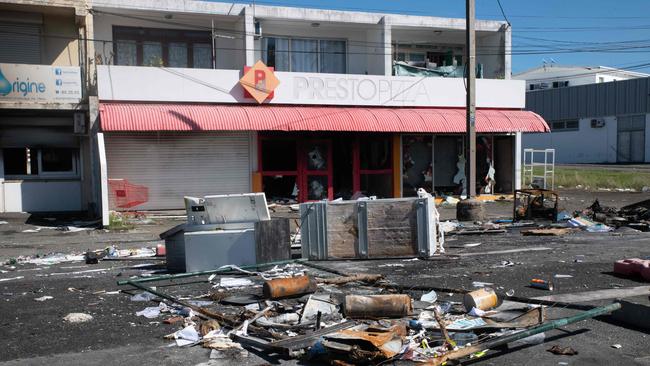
[[240, 61, 279, 103], [254, 70, 266, 91]]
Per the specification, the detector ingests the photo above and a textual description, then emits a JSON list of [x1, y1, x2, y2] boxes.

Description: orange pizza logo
[[240, 60, 280, 104]]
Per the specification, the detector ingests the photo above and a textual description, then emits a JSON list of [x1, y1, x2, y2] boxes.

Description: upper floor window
[[113, 26, 212, 68], [530, 82, 549, 90], [0, 19, 42, 64], [552, 80, 569, 88], [551, 120, 579, 132], [395, 49, 463, 68], [262, 37, 346, 74]]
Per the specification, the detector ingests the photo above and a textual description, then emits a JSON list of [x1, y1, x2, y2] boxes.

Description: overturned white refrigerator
[[161, 193, 290, 272]]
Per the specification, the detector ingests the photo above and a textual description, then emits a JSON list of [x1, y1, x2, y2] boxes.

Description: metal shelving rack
[[523, 148, 555, 190]]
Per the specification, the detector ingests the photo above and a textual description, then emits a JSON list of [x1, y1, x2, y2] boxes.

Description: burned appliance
[[513, 189, 559, 222], [161, 193, 290, 272]]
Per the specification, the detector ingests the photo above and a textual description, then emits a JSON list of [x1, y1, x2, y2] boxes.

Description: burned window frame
[[2, 147, 80, 179]]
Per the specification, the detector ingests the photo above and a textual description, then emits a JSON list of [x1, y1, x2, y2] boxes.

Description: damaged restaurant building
[[92, 0, 549, 215]]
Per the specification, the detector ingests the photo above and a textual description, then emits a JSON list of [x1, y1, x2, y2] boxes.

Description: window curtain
[[290, 39, 318, 72], [142, 42, 163, 66], [168, 42, 188, 67], [320, 40, 346, 74], [115, 40, 136, 66], [193, 43, 212, 69], [262, 37, 289, 71]]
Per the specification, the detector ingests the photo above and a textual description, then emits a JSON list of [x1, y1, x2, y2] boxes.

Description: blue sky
[[242, 0, 650, 74]]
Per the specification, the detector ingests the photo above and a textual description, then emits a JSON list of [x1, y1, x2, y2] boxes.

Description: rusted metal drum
[[263, 275, 318, 299], [344, 294, 413, 318], [463, 287, 499, 311]]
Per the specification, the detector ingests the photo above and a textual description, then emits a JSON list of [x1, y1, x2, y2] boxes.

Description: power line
[[89, 9, 650, 54], [6, 28, 650, 61], [495, 0, 511, 27], [225, 0, 650, 20]]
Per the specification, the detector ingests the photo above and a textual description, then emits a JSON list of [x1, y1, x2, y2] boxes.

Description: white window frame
[[263, 36, 348, 74]]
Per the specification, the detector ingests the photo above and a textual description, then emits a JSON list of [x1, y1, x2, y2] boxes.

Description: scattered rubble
[[63, 313, 94, 323], [115, 259, 622, 365], [102, 192, 650, 364], [547, 345, 579, 356]]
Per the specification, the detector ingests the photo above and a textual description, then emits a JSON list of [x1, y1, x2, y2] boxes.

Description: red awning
[[99, 103, 549, 133]]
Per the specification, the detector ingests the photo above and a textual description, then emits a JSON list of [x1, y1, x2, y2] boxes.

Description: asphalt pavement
[[1, 189, 650, 365]]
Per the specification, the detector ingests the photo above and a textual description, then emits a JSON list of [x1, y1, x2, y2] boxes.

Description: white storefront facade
[[89, 0, 548, 222]]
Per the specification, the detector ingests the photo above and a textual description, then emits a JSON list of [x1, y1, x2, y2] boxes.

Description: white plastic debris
[[63, 313, 94, 323], [60, 226, 94, 233], [378, 263, 405, 268], [611, 344, 622, 349], [136, 306, 162, 319], [420, 290, 438, 303], [136, 302, 169, 318], [471, 281, 494, 288], [218, 277, 254, 288], [130, 292, 158, 302], [301, 295, 337, 322], [256, 313, 300, 327], [22, 253, 85, 265], [174, 325, 201, 347], [439, 221, 459, 233], [244, 303, 261, 311], [554, 274, 573, 278], [468, 307, 487, 317], [34, 296, 53, 302], [187, 300, 213, 307]]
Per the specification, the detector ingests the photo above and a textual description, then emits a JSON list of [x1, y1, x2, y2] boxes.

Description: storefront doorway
[[259, 133, 393, 202]]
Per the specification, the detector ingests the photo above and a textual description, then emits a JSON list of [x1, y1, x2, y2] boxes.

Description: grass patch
[[530, 167, 650, 190], [108, 212, 135, 231]]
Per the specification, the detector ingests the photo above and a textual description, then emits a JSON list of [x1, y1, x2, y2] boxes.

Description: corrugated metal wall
[[0, 22, 41, 64], [105, 132, 252, 210], [526, 77, 650, 120]]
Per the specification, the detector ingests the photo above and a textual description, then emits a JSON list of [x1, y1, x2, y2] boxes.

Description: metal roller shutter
[[0, 22, 41, 64], [105, 132, 252, 210]]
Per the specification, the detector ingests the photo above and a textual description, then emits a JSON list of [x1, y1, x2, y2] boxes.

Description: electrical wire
[[86, 9, 650, 56], [6, 28, 650, 61], [226, 0, 650, 20], [495, 0, 511, 27]]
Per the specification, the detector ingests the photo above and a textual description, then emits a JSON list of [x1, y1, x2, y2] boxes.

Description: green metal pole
[[434, 302, 621, 365], [117, 258, 304, 286]]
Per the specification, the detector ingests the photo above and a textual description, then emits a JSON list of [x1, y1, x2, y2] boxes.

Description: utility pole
[[466, 0, 476, 198], [457, 0, 485, 221]]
